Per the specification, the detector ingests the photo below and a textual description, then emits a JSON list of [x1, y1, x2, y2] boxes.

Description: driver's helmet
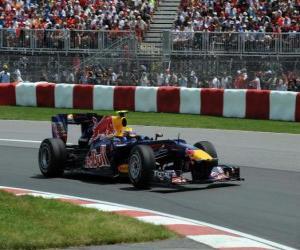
[[123, 128, 137, 138]]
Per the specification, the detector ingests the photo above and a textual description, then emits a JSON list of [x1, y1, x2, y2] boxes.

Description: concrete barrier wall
[[0, 82, 299, 122]]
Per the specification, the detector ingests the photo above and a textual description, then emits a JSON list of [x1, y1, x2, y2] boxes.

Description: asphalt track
[[0, 120, 299, 249]]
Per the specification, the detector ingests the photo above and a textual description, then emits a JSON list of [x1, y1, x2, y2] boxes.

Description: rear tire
[[38, 138, 66, 177], [128, 145, 155, 189]]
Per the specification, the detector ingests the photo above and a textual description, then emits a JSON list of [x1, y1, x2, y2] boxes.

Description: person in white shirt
[[211, 76, 220, 88], [14, 69, 23, 82], [189, 71, 198, 88], [140, 72, 149, 86], [220, 75, 229, 89], [249, 73, 261, 90], [157, 73, 164, 86]]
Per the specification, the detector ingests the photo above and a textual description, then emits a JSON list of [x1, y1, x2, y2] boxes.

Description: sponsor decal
[[210, 166, 228, 180], [85, 145, 110, 168], [52, 122, 67, 142], [90, 116, 116, 143], [172, 176, 187, 184], [118, 164, 128, 173]]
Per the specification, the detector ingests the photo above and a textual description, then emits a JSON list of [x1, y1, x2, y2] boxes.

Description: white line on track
[[0, 138, 41, 143], [0, 138, 75, 145]]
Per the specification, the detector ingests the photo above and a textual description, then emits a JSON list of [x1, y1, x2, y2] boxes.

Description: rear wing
[[51, 113, 103, 143]]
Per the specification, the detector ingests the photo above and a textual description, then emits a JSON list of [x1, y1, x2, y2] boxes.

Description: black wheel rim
[[129, 153, 141, 180]]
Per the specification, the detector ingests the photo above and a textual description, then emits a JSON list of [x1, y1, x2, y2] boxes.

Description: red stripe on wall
[[73, 84, 94, 109], [296, 92, 300, 122], [157, 87, 180, 113], [246, 90, 270, 119], [36, 83, 55, 107], [201, 88, 224, 116], [113, 86, 136, 111], [0, 83, 16, 105]]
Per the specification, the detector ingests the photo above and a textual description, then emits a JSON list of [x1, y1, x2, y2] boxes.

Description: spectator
[[0, 64, 11, 83], [189, 71, 198, 88], [164, 69, 171, 86], [157, 72, 164, 86], [211, 76, 220, 88], [170, 72, 178, 86], [178, 73, 188, 87], [14, 68, 23, 82], [140, 72, 149, 86], [248, 73, 261, 90]]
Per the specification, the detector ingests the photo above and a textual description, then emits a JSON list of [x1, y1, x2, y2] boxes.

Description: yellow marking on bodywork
[[112, 116, 125, 136], [118, 164, 128, 173], [191, 150, 213, 160]]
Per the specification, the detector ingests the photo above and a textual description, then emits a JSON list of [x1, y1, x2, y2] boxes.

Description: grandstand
[[0, 0, 299, 90]]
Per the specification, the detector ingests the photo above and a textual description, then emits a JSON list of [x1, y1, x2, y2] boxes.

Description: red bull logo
[[90, 116, 115, 142], [85, 146, 110, 168]]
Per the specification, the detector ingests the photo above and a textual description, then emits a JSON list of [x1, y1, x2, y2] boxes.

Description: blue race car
[[38, 111, 243, 188]]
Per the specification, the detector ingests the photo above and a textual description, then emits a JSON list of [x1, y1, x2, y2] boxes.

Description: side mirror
[[155, 133, 163, 140]]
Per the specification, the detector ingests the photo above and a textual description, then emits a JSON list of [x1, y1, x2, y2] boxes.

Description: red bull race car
[[38, 111, 243, 189]]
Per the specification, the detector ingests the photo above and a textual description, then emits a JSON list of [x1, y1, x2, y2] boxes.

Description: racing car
[[38, 111, 243, 188]]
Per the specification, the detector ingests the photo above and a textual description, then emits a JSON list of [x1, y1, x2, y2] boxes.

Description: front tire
[[193, 141, 218, 181], [194, 141, 218, 160], [128, 145, 155, 189], [39, 138, 66, 177]]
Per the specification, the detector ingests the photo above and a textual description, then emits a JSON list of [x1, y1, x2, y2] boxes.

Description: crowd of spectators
[[44, 63, 300, 91], [173, 0, 299, 33], [172, 0, 300, 49], [0, 0, 156, 45], [1, 59, 299, 91]]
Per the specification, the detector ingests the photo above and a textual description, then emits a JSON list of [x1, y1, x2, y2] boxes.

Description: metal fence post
[[279, 33, 283, 55], [162, 30, 171, 56], [64, 29, 70, 53], [0, 29, 2, 49], [30, 29, 35, 50]]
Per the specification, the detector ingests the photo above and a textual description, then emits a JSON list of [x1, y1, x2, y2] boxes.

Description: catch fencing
[[0, 29, 137, 54], [170, 31, 300, 56], [0, 29, 300, 56]]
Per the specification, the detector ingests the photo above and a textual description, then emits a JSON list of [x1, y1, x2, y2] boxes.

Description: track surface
[[0, 120, 299, 249]]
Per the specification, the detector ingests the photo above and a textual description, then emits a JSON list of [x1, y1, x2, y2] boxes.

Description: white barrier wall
[[93, 85, 115, 110], [223, 89, 246, 118], [55, 84, 74, 108], [180, 88, 201, 114], [135, 87, 158, 112], [2, 82, 299, 122], [270, 91, 298, 121], [15, 82, 38, 107]]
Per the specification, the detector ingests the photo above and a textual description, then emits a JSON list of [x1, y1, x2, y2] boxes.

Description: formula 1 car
[[38, 111, 243, 188]]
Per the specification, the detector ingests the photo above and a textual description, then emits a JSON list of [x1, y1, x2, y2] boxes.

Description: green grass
[[0, 191, 175, 250], [0, 105, 299, 134]]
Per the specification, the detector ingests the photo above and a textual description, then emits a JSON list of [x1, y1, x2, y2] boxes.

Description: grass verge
[[0, 105, 299, 134], [0, 191, 175, 250]]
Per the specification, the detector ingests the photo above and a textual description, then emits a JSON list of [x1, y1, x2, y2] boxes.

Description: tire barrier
[[0, 82, 299, 122]]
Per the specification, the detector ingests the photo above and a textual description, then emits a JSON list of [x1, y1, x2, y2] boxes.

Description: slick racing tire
[[39, 138, 67, 177], [128, 145, 155, 189], [193, 141, 218, 181], [194, 141, 218, 163]]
